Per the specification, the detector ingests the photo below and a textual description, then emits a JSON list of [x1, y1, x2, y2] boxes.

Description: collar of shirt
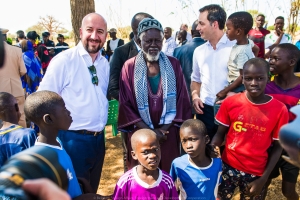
[[77, 41, 102, 66], [206, 33, 230, 49], [133, 40, 141, 51], [165, 37, 174, 43]]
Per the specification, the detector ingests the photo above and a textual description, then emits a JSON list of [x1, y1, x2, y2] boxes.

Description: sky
[[0, 0, 292, 35]]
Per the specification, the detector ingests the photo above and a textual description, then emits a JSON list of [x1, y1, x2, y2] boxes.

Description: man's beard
[[85, 38, 102, 54], [142, 49, 160, 62]]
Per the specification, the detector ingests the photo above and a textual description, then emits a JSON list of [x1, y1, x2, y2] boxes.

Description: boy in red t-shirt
[[211, 58, 289, 200]]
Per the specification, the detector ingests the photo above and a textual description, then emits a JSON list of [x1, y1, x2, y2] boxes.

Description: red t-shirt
[[216, 92, 288, 176], [248, 28, 270, 58]]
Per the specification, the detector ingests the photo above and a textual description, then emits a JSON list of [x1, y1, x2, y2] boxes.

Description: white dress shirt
[[38, 42, 109, 131], [191, 34, 235, 106], [162, 37, 177, 56], [186, 32, 192, 42]]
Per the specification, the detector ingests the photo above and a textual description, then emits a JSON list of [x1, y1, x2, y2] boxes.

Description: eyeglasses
[[88, 65, 99, 86]]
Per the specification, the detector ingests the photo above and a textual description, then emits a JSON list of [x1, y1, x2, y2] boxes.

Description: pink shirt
[[113, 166, 179, 200]]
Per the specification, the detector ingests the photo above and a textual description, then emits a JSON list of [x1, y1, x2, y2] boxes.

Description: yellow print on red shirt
[[233, 121, 266, 132]]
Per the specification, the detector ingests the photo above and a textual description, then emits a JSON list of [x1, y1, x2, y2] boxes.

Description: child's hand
[[207, 144, 221, 158], [244, 177, 267, 197], [216, 89, 227, 100]]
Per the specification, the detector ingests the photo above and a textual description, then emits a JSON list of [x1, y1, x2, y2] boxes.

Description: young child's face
[[269, 47, 290, 75], [243, 64, 268, 98], [180, 127, 208, 159], [131, 136, 161, 171], [53, 100, 72, 130], [225, 19, 237, 41]]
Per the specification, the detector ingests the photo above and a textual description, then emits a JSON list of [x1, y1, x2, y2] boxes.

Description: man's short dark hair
[[199, 4, 226, 30], [275, 16, 284, 21], [24, 91, 63, 124], [256, 14, 265, 19], [16, 30, 25, 39], [243, 58, 270, 75], [131, 12, 154, 28], [191, 20, 201, 37], [228, 11, 253, 35]]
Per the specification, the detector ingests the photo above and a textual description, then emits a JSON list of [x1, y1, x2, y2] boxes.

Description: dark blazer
[[108, 40, 138, 100], [106, 39, 125, 60], [173, 37, 205, 96]]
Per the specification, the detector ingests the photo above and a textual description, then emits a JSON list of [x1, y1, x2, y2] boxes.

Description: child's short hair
[[243, 58, 269, 74], [24, 91, 63, 124], [180, 119, 207, 136], [131, 129, 158, 151], [0, 92, 15, 109], [228, 11, 253, 35], [276, 43, 300, 72]]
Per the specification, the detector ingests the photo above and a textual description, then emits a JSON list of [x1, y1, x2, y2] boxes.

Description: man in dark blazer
[[109, 13, 153, 101], [173, 20, 205, 113], [108, 12, 153, 172]]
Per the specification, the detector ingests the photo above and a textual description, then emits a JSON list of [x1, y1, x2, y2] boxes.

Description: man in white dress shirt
[[38, 13, 109, 192], [162, 27, 177, 56], [191, 4, 235, 140]]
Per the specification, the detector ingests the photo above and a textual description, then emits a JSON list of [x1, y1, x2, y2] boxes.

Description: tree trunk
[[70, 0, 95, 44]]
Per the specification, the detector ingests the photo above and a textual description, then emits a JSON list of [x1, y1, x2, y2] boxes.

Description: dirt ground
[[98, 128, 300, 199]]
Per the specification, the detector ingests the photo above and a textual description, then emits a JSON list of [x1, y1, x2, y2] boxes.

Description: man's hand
[[216, 89, 228, 100], [244, 177, 267, 197], [22, 178, 71, 200], [154, 129, 167, 144], [192, 98, 204, 114]]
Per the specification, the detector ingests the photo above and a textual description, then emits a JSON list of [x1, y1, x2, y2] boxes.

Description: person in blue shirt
[[24, 91, 106, 200], [0, 92, 37, 168], [170, 119, 222, 200]]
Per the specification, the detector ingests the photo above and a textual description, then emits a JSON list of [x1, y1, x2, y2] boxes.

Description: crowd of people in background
[[0, 3, 300, 200]]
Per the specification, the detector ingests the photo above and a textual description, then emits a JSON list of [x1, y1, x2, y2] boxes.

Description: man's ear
[[236, 28, 242, 36], [205, 135, 210, 144], [43, 114, 52, 125], [137, 38, 141, 47], [242, 75, 244, 84], [131, 150, 138, 160]]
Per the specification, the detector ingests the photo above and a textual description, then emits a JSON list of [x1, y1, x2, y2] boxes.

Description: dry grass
[[98, 127, 300, 199]]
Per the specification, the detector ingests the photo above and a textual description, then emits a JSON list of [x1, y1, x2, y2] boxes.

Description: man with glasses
[[38, 13, 109, 193]]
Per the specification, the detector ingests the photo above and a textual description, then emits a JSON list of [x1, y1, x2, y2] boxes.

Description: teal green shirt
[[148, 73, 161, 94]]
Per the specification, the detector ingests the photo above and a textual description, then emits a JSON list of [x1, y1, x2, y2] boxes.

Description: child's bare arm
[[210, 124, 228, 157], [245, 140, 282, 197], [252, 44, 259, 57]]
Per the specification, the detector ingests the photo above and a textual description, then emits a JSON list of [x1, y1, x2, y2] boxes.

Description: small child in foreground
[[24, 91, 82, 199], [170, 119, 222, 200], [113, 129, 178, 200], [0, 92, 37, 167], [212, 58, 289, 199]]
